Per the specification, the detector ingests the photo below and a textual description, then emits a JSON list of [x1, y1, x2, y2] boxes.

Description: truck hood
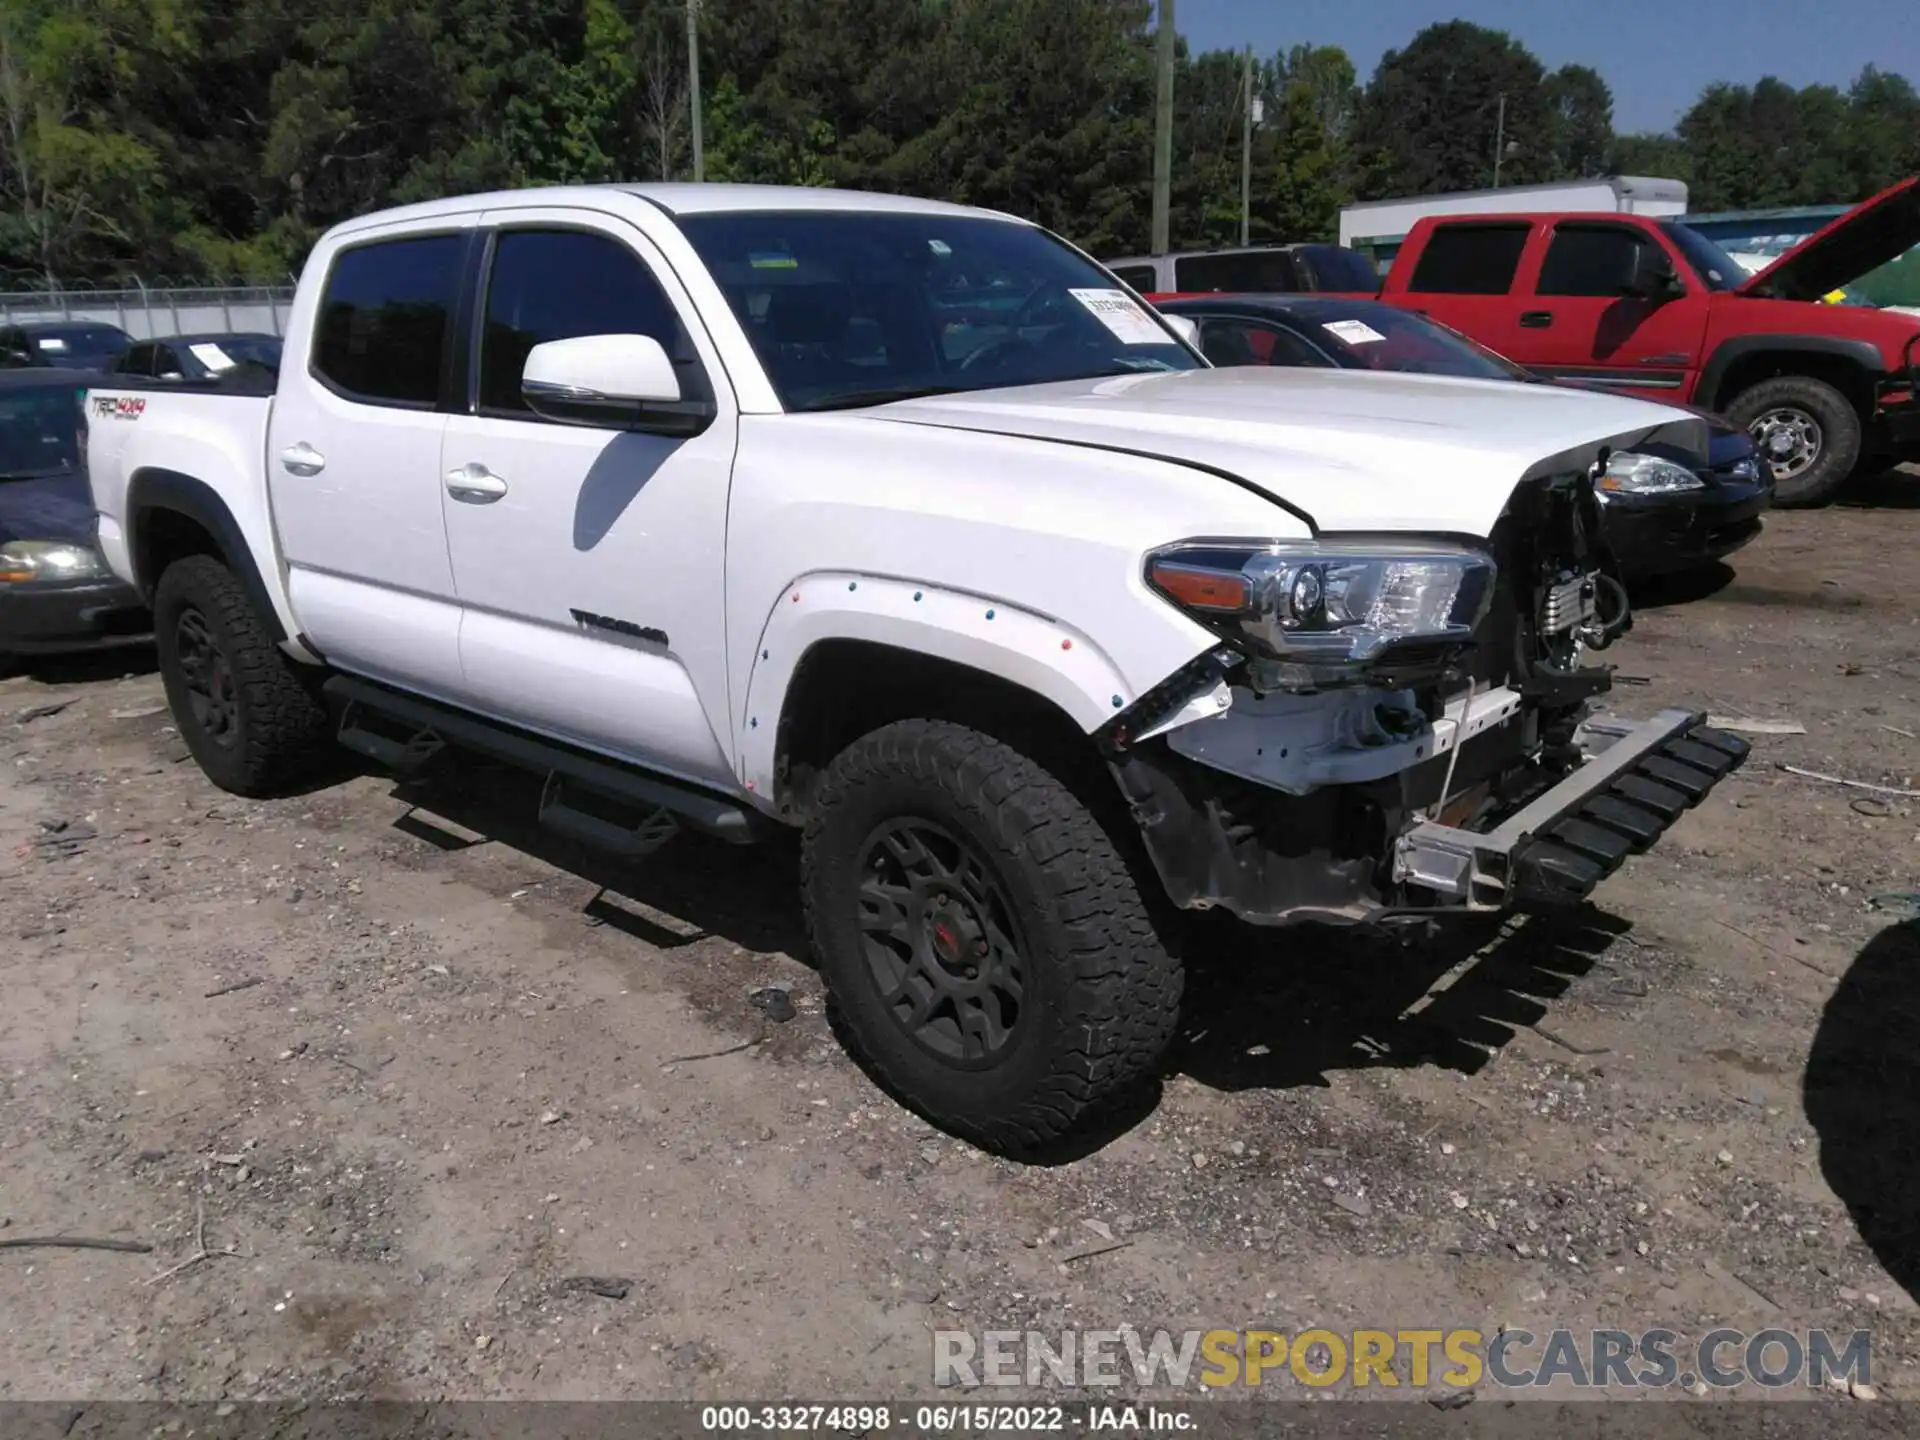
[[1736, 177, 1920, 303], [0, 469, 99, 546], [870, 366, 1705, 536]]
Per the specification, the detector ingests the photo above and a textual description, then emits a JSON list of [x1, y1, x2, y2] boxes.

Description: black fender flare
[[1698, 334, 1886, 413], [125, 468, 287, 642]]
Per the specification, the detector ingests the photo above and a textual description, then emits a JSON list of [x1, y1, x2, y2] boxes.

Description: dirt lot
[[2, 474, 1919, 1409]]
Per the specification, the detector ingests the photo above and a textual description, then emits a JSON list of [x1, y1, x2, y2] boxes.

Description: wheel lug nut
[[965, 968, 978, 980], [975, 939, 988, 955]]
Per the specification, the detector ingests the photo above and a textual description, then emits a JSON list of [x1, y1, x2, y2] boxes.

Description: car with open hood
[[1370, 177, 1920, 506]]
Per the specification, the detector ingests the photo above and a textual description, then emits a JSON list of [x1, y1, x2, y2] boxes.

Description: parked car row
[[2, 321, 283, 379], [77, 181, 1751, 1152]]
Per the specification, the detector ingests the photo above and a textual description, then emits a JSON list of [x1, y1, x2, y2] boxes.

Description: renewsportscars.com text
[[932, 1327, 1873, 1391]]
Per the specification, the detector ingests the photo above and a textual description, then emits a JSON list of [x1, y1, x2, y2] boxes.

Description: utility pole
[[1492, 92, 1506, 188], [1239, 45, 1253, 247], [687, 0, 705, 182], [1151, 0, 1174, 254]]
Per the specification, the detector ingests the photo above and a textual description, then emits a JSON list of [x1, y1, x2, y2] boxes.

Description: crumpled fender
[[733, 571, 1137, 797]]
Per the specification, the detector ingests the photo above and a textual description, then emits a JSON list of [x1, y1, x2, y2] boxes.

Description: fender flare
[[1698, 335, 1885, 413], [734, 572, 1139, 797], [125, 467, 288, 643]]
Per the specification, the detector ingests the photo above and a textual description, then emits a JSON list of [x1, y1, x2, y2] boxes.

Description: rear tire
[[1724, 374, 1861, 508], [153, 555, 332, 796], [801, 719, 1181, 1154]]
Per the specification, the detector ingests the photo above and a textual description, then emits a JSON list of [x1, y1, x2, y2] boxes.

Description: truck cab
[[1377, 178, 1920, 505]]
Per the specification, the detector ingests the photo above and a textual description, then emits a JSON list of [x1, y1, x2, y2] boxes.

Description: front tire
[[153, 555, 332, 796], [801, 719, 1181, 1153], [1724, 374, 1861, 508]]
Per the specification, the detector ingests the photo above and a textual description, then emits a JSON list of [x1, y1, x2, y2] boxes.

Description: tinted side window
[[1197, 318, 1328, 368], [479, 229, 687, 415], [115, 344, 153, 375], [1538, 226, 1655, 297], [1296, 245, 1382, 292], [1175, 251, 1300, 293], [1406, 225, 1530, 295], [1109, 265, 1159, 292], [314, 234, 464, 406]]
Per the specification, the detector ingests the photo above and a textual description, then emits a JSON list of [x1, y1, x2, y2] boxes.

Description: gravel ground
[[1, 474, 1917, 1411]]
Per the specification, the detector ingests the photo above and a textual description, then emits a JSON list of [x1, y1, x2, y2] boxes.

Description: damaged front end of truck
[[1104, 446, 1750, 926]]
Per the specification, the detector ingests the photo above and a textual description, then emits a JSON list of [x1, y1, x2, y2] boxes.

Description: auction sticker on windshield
[[1324, 319, 1386, 346], [188, 342, 235, 372], [1069, 289, 1169, 345]]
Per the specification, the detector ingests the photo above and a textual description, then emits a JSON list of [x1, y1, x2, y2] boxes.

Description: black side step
[[322, 675, 762, 846], [337, 699, 446, 773], [538, 772, 680, 858]]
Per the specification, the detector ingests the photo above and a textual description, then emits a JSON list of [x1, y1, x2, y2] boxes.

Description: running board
[[322, 675, 761, 847]]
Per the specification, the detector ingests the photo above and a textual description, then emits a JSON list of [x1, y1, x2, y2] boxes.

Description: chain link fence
[[0, 282, 296, 340]]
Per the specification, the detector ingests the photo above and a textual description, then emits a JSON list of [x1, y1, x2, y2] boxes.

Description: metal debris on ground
[[559, 1275, 633, 1300], [0, 1235, 152, 1254], [1780, 764, 1920, 798], [203, 977, 263, 999], [14, 701, 71, 724], [1708, 716, 1805, 735]]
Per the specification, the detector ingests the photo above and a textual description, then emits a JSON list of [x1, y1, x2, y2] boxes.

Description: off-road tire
[[1724, 374, 1861, 508], [153, 555, 332, 796], [801, 718, 1182, 1154]]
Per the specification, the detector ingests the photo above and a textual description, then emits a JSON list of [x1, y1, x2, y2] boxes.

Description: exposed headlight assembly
[[1146, 540, 1496, 691], [0, 540, 110, 584], [1597, 451, 1705, 497]]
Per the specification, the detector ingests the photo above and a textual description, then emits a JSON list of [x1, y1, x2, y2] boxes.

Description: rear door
[[437, 208, 740, 785], [1519, 221, 1708, 397], [1389, 221, 1538, 364], [265, 224, 475, 697]]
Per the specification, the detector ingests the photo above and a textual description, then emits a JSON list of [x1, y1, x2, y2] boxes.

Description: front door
[[265, 226, 472, 696], [438, 210, 740, 788], [1517, 221, 1709, 398]]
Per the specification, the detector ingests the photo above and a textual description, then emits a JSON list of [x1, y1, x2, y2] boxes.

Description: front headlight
[[1598, 452, 1706, 497], [1146, 540, 1495, 690], [0, 540, 111, 583]]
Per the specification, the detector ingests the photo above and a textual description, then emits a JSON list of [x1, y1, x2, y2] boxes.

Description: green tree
[[1544, 63, 1613, 179], [1351, 21, 1554, 198]]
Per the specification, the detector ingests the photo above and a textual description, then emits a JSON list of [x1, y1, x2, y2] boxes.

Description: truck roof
[[325, 183, 1023, 241]]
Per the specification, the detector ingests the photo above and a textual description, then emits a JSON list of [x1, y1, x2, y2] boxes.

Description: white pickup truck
[[85, 184, 1747, 1151]]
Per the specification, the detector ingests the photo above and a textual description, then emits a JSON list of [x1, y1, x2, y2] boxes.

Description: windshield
[[30, 326, 129, 368], [1290, 301, 1529, 381], [676, 211, 1203, 412], [0, 384, 83, 477], [188, 335, 282, 372], [1660, 223, 1746, 292]]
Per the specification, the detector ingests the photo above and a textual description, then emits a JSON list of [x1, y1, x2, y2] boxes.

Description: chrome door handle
[[445, 462, 508, 503], [280, 442, 326, 476]]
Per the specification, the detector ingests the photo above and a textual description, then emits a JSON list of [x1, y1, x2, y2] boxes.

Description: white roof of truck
[[326, 183, 1023, 241]]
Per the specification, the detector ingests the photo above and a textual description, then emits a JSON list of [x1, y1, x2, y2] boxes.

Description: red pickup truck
[[1365, 179, 1920, 505]]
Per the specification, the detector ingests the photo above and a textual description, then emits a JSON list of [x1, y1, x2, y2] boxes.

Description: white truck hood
[[871, 366, 1705, 536]]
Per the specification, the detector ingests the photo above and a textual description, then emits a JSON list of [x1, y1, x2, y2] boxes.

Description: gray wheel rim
[[1750, 406, 1822, 480]]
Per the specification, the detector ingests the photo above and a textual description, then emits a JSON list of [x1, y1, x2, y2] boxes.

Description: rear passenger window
[[1406, 225, 1530, 295], [1537, 225, 1659, 297], [478, 229, 688, 416], [1175, 251, 1300, 293], [1109, 265, 1159, 292], [314, 234, 464, 406]]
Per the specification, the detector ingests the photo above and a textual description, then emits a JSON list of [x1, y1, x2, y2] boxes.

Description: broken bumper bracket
[[1395, 708, 1750, 909]]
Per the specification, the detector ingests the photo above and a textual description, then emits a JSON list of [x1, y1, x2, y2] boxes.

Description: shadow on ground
[[1835, 463, 1920, 511], [1174, 907, 1628, 1093], [4, 642, 157, 686], [371, 751, 1635, 1161], [1805, 917, 1920, 1305]]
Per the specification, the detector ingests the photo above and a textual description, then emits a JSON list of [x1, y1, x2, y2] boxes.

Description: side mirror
[[1162, 314, 1201, 348], [521, 334, 714, 435], [1624, 247, 1683, 301]]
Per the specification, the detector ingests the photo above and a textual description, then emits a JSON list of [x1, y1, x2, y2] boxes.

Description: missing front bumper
[[1394, 708, 1750, 908]]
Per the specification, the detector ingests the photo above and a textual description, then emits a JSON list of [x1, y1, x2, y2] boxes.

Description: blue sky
[[1182, 0, 1920, 133]]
